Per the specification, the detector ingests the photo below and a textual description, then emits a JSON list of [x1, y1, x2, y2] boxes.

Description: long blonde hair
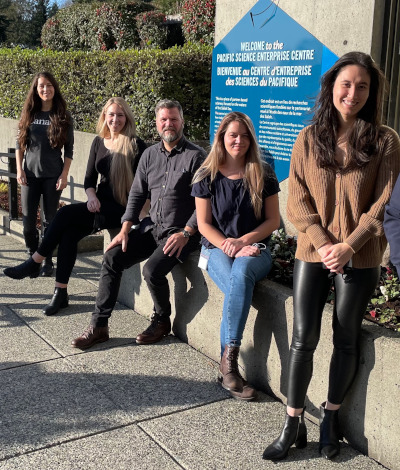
[[193, 112, 265, 219], [96, 97, 138, 206]]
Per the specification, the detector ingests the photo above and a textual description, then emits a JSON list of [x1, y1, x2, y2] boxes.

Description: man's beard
[[160, 127, 183, 143]]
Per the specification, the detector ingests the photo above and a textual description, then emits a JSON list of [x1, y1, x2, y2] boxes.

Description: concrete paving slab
[[0, 305, 61, 370], [11, 293, 151, 356], [0, 424, 181, 470], [0, 272, 99, 306], [0, 243, 27, 267], [71, 249, 104, 287], [0, 236, 102, 307], [0, 359, 132, 460], [140, 395, 383, 470], [0, 233, 22, 248], [67, 340, 229, 421]]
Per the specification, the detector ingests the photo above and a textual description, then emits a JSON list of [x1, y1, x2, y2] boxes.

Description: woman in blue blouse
[[192, 112, 280, 400]]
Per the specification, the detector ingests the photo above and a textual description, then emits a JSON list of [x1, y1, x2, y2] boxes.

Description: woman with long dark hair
[[263, 52, 400, 461], [4, 97, 147, 317], [16, 71, 73, 276], [192, 112, 280, 400]]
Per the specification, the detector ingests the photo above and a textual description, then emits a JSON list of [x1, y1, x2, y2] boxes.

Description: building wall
[[215, 0, 386, 235], [215, 0, 385, 58]]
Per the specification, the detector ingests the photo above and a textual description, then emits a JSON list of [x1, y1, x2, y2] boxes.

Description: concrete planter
[[0, 209, 104, 253]]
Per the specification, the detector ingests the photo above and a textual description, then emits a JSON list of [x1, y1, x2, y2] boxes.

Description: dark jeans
[[287, 260, 380, 408], [21, 176, 61, 254], [91, 229, 200, 327], [38, 201, 126, 284]]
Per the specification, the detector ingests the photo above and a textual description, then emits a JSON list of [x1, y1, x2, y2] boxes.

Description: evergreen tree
[[30, 0, 48, 46], [47, 1, 58, 18], [0, 0, 11, 43], [4, 0, 32, 46]]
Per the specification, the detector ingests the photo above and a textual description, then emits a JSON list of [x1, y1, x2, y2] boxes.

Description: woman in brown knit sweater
[[263, 52, 400, 461]]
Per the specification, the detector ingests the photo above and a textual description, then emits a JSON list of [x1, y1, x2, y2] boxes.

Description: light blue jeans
[[202, 245, 272, 356]]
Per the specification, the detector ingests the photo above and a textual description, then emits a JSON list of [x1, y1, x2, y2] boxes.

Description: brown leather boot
[[136, 314, 171, 344], [71, 325, 109, 350], [229, 381, 258, 401], [218, 345, 257, 401], [219, 345, 242, 391]]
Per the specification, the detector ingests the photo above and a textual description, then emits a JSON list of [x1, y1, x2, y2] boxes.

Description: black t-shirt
[[84, 135, 147, 204], [18, 110, 74, 178], [191, 163, 280, 248]]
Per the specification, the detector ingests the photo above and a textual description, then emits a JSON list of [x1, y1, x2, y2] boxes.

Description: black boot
[[319, 402, 341, 459], [43, 287, 69, 316], [3, 258, 41, 279], [40, 255, 54, 277], [262, 409, 307, 460]]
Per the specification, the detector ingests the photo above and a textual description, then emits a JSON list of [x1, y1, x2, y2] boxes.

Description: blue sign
[[210, 0, 338, 181]]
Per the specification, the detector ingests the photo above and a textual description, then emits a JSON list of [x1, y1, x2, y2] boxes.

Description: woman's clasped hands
[[318, 242, 353, 274], [221, 237, 260, 258]]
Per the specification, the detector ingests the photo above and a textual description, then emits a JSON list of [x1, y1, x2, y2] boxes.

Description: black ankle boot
[[262, 409, 307, 460], [3, 258, 41, 279], [319, 402, 341, 459], [40, 256, 54, 277], [43, 288, 69, 316]]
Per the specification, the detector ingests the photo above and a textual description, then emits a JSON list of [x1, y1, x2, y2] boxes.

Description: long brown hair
[[193, 112, 265, 219], [311, 51, 386, 170], [18, 72, 70, 153], [96, 97, 138, 206]]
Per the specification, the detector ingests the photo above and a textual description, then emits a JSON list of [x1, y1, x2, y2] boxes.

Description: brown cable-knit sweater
[[287, 125, 400, 268]]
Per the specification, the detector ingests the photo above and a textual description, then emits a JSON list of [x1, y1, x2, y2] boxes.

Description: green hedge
[[0, 46, 212, 141]]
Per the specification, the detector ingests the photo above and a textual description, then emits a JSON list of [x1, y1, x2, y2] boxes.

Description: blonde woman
[[4, 97, 147, 316], [192, 112, 280, 400]]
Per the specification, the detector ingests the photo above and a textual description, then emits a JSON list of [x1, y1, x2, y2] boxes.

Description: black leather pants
[[287, 260, 380, 408]]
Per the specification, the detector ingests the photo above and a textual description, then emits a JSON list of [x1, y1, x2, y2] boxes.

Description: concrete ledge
[[112, 240, 400, 470], [0, 209, 104, 253]]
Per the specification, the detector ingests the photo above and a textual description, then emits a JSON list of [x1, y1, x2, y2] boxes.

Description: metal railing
[[0, 149, 87, 228], [0, 148, 18, 220]]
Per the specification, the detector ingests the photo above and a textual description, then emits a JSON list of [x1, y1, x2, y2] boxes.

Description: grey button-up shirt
[[122, 136, 206, 242]]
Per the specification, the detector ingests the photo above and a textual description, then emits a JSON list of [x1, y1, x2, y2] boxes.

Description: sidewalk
[[0, 233, 387, 470]]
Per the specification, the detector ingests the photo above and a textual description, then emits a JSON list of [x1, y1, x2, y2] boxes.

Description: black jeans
[[21, 176, 61, 254], [38, 200, 126, 284], [287, 260, 380, 408], [91, 228, 199, 327]]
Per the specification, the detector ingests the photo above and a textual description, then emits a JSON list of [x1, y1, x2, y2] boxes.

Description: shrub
[[268, 228, 296, 286], [41, 0, 154, 51], [136, 11, 168, 49], [0, 45, 212, 141], [181, 0, 215, 46], [153, 0, 183, 15]]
